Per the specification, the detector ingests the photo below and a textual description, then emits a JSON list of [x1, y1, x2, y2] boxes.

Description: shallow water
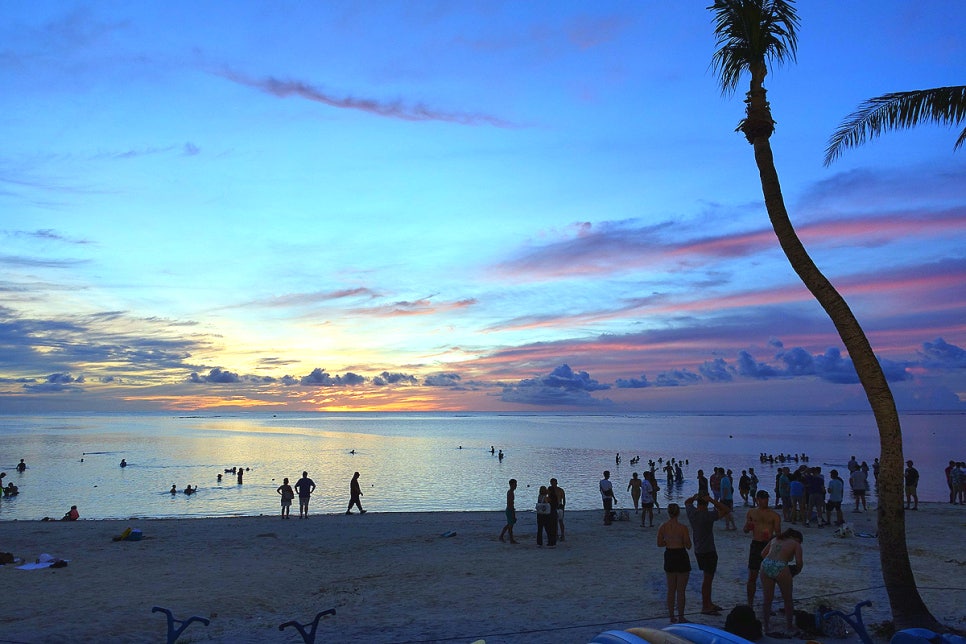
[[0, 411, 959, 520]]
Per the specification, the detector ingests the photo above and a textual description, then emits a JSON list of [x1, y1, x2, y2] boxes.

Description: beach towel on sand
[[16, 553, 68, 570]]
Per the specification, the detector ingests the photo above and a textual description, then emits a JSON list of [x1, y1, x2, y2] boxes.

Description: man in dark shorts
[[499, 479, 518, 543], [904, 460, 920, 510], [294, 471, 316, 519], [743, 490, 782, 606], [685, 492, 731, 615]]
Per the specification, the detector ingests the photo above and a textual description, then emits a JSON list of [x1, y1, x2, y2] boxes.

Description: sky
[[2, 1, 965, 413]]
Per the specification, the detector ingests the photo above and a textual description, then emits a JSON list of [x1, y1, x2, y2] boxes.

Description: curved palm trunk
[[741, 68, 940, 631]]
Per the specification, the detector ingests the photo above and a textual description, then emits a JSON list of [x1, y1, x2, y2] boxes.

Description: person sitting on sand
[[62, 505, 79, 521], [759, 528, 804, 637]]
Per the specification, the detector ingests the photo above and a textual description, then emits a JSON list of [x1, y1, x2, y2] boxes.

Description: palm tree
[[708, 0, 942, 630], [824, 86, 966, 165]]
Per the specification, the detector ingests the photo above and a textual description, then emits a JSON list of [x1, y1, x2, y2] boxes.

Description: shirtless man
[[550, 478, 565, 541], [743, 490, 782, 606], [499, 479, 519, 544]]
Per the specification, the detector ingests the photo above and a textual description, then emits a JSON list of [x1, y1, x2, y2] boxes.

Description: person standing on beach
[[346, 471, 366, 514], [719, 469, 737, 530], [535, 485, 552, 547], [743, 490, 782, 606], [904, 460, 919, 510], [739, 470, 751, 506], [550, 477, 565, 541], [789, 470, 805, 523], [803, 467, 827, 527], [295, 471, 315, 519], [696, 469, 709, 497], [640, 473, 655, 527], [709, 467, 722, 501], [849, 464, 868, 512], [499, 479, 518, 543], [778, 467, 792, 522], [276, 477, 295, 519], [685, 493, 730, 615], [600, 471, 617, 525], [645, 470, 662, 513], [826, 469, 845, 526], [628, 473, 643, 513], [946, 460, 957, 503], [657, 503, 692, 623], [759, 528, 804, 638]]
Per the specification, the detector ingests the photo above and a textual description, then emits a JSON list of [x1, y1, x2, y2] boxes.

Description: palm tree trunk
[[748, 137, 942, 631]]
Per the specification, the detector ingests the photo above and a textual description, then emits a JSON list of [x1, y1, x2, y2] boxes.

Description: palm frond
[[824, 85, 966, 165], [708, 0, 799, 95]]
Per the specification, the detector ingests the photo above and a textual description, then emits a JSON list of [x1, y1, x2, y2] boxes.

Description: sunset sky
[[2, 1, 965, 413]]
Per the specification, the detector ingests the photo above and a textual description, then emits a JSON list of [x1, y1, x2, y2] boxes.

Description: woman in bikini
[[656, 503, 692, 623], [759, 528, 804, 637]]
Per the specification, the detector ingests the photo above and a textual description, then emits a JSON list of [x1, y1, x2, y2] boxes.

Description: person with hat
[[743, 489, 782, 606]]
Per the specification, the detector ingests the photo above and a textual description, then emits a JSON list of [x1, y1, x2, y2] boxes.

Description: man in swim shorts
[[294, 471, 316, 519], [499, 479, 518, 543], [743, 490, 782, 606], [685, 492, 731, 615]]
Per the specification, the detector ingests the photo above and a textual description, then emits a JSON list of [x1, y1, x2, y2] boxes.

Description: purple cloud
[[216, 68, 518, 128]]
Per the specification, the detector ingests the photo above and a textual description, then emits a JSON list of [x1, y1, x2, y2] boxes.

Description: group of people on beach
[[498, 449, 956, 638], [499, 476, 567, 546], [274, 470, 368, 519], [647, 474, 804, 636]]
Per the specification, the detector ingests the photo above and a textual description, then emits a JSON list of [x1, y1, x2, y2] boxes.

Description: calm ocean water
[[0, 411, 960, 521]]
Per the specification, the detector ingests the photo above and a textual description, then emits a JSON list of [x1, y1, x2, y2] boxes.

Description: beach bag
[[724, 604, 762, 641], [535, 502, 551, 515], [794, 610, 821, 636]]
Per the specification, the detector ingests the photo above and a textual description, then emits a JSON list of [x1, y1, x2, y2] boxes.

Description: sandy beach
[[0, 503, 963, 643]]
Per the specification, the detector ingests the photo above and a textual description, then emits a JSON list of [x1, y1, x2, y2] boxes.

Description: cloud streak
[[215, 68, 519, 128]]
